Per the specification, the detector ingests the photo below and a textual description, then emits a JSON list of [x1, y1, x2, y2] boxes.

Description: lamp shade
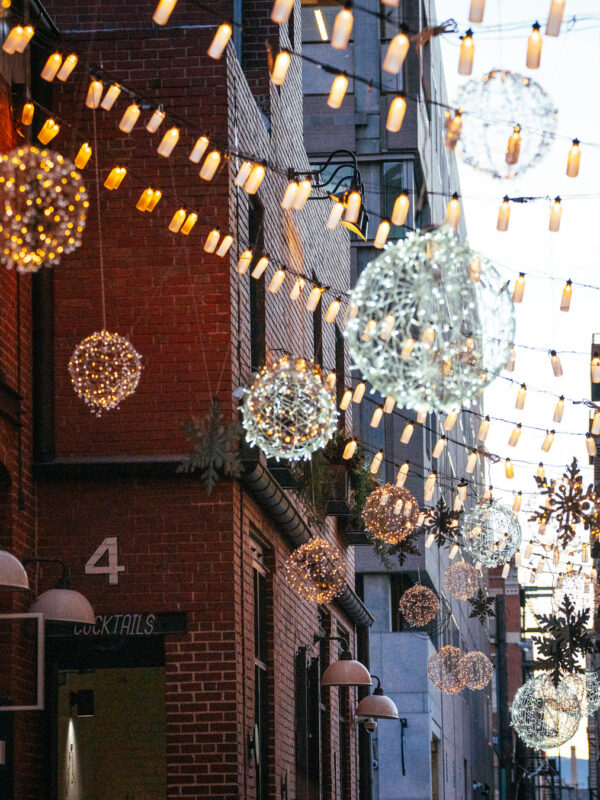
[[30, 588, 95, 624], [0, 549, 29, 590], [322, 655, 372, 687], [356, 691, 399, 720]]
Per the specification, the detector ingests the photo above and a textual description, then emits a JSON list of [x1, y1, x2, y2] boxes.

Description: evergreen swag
[[533, 595, 595, 687], [179, 398, 243, 495], [468, 588, 495, 627]]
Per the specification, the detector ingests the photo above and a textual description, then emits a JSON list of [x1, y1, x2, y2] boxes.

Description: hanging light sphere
[[345, 226, 514, 413], [68, 330, 143, 416], [452, 70, 558, 179], [511, 675, 581, 749], [399, 584, 439, 627], [241, 356, 338, 461], [553, 573, 590, 616], [283, 538, 346, 604], [443, 561, 480, 600], [427, 645, 467, 693], [462, 501, 522, 567], [542, 673, 600, 717], [363, 484, 420, 544], [0, 146, 88, 272], [459, 651, 493, 690]]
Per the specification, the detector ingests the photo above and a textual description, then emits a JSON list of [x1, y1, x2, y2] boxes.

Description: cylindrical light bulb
[[244, 165, 266, 194], [422, 326, 435, 349], [512, 273, 525, 303], [119, 103, 141, 133], [281, 181, 299, 210], [157, 127, 179, 157], [386, 95, 406, 133], [497, 196, 510, 232], [189, 136, 209, 163], [326, 200, 344, 230], [396, 462, 409, 487], [237, 250, 253, 275], [57, 53, 78, 81], [268, 269, 286, 294], [370, 450, 383, 475], [424, 472, 437, 501], [445, 110, 463, 150], [374, 220, 390, 249], [271, 0, 294, 24], [513, 492, 523, 513], [537, 462, 545, 480], [168, 208, 186, 233], [136, 188, 154, 212], [331, 7, 353, 49], [344, 190, 361, 223], [465, 450, 477, 474], [553, 396, 564, 423], [458, 29, 475, 75], [41, 53, 63, 82], [526, 22, 542, 68], [342, 440, 357, 460], [74, 143, 92, 170], [586, 434, 597, 457], [37, 118, 60, 145], [383, 396, 395, 413], [21, 102, 34, 126], [549, 197, 561, 232], [292, 179, 312, 210], [560, 280, 572, 312], [339, 389, 352, 411], [235, 161, 253, 187], [506, 347, 516, 372], [251, 257, 269, 279], [477, 415, 490, 441], [2, 26, 24, 55], [432, 436, 447, 459], [592, 412, 600, 436], [541, 430, 555, 452], [391, 193, 409, 226], [508, 424, 522, 447], [546, 0, 565, 35], [469, 0, 485, 23], [506, 125, 522, 165], [204, 227, 221, 254], [306, 286, 323, 312], [400, 423, 414, 444], [550, 350, 563, 377], [370, 407, 384, 429], [289, 277, 305, 300], [271, 50, 291, 85], [416, 410, 427, 425], [515, 383, 527, 410], [592, 355, 600, 384], [208, 23, 232, 60], [445, 193, 460, 230], [153, 0, 178, 25], [100, 83, 121, 111], [146, 108, 166, 133], [199, 150, 221, 180], [400, 338, 415, 360], [327, 74, 348, 109], [216, 235, 233, 258], [179, 212, 197, 236], [352, 382, 366, 404], [566, 139, 580, 178], [505, 458, 514, 479], [444, 411, 458, 431], [147, 190, 162, 212], [382, 30, 409, 74], [325, 299, 341, 323], [85, 80, 103, 109]]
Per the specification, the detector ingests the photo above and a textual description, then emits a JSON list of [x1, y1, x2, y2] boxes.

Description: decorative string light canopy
[[68, 330, 143, 416], [399, 584, 440, 627], [451, 70, 558, 179], [462, 501, 522, 567], [283, 538, 346, 604], [511, 675, 581, 749], [459, 651, 493, 690], [345, 226, 514, 413], [442, 561, 480, 600], [427, 645, 467, 694], [0, 146, 88, 272], [241, 356, 338, 461], [363, 484, 420, 544]]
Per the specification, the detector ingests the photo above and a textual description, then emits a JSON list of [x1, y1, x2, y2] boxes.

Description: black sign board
[[46, 612, 187, 638]]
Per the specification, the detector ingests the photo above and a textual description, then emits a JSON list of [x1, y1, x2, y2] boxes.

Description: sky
[[435, 0, 600, 774]]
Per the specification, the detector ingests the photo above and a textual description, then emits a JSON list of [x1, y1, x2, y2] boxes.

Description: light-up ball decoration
[[284, 538, 346, 604], [0, 146, 88, 272], [428, 645, 467, 694], [453, 70, 558, 180], [459, 651, 493, 690], [345, 227, 514, 413], [399, 585, 439, 627], [68, 330, 143, 417], [553, 574, 590, 617], [241, 356, 338, 461], [462, 501, 522, 567], [543, 673, 600, 717], [363, 484, 420, 545], [443, 561, 480, 600], [511, 675, 581, 749]]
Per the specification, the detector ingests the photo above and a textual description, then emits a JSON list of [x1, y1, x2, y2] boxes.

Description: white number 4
[[85, 537, 125, 585]]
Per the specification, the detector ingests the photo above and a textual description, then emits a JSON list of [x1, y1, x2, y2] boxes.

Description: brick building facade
[[0, 1, 374, 798]]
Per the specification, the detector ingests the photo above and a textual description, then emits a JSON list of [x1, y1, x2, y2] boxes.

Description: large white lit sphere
[[453, 70, 558, 180], [462, 501, 522, 567], [0, 146, 88, 272], [542, 673, 600, 717], [241, 356, 338, 461], [345, 227, 514, 413], [68, 330, 143, 416], [511, 676, 581, 749]]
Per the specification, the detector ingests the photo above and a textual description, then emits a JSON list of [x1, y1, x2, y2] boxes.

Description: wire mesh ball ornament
[[443, 561, 480, 600], [345, 226, 514, 413], [542, 673, 600, 717], [283, 538, 346, 604], [241, 356, 338, 461], [462, 501, 522, 567], [553, 574, 591, 617], [459, 651, 493, 690], [363, 484, 420, 545], [0, 146, 88, 272], [452, 70, 558, 180], [68, 330, 143, 417], [399, 585, 439, 627], [511, 675, 581, 749], [428, 646, 467, 694]]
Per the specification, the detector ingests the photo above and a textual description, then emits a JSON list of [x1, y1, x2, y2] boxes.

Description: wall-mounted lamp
[[316, 635, 372, 687], [24, 558, 95, 624], [70, 689, 94, 717], [0, 549, 29, 590], [355, 675, 398, 720]]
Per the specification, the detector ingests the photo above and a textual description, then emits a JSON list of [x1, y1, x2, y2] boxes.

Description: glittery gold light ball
[[284, 538, 346, 604], [427, 645, 467, 693], [511, 675, 581, 749], [0, 146, 88, 272], [241, 356, 338, 462], [68, 330, 142, 417], [399, 584, 439, 627], [443, 561, 480, 600], [459, 651, 493, 690], [363, 484, 420, 544]]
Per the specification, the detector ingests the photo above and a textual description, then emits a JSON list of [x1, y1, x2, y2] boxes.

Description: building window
[[248, 197, 266, 371], [253, 541, 269, 800], [383, 160, 414, 238], [301, 0, 354, 98]]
